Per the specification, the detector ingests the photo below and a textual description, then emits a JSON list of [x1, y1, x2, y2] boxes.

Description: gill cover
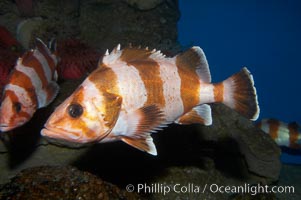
[[100, 92, 122, 132]]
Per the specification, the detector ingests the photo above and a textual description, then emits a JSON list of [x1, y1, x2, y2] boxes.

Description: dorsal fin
[[17, 38, 55, 69], [176, 46, 211, 83], [149, 49, 166, 60], [35, 38, 52, 55], [48, 38, 57, 53], [102, 44, 123, 65], [102, 44, 166, 67], [18, 51, 34, 66]]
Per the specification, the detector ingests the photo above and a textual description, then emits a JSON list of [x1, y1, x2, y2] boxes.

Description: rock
[[149, 166, 227, 200], [16, 17, 43, 49], [0, 166, 140, 200], [24, 0, 80, 48], [1, 0, 180, 53], [148, 164, 281, 200], [124, 0, 165, 10], [197, 104, 281, 182], [79, 0, 181, 53], [230, 192, 277, 200], [0, 0, 81, 49], [0, 0, 21, 36], [276, 164, 301, 200]]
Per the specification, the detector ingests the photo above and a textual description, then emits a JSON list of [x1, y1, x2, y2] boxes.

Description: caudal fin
[[222, 67, 259, 120]]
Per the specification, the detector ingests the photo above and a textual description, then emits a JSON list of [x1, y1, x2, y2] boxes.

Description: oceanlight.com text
[[125, 183, 295, 196]]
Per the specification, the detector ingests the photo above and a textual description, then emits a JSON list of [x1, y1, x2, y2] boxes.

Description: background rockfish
[[0, 38, 59, 132], [41, 45, 259, 155], [257, 119, 301, 149]]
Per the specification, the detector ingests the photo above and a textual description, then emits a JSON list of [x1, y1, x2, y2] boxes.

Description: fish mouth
[[41, 128, 93, 148], [42, 125, 112, 146], [41, 126, 93, 148], [0, 119, 27, 132], [41, 126, 82, 143], [0, 124, 14, 132]]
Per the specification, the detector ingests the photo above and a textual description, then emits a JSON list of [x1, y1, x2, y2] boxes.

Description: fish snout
[[0, 123, 14, 132]]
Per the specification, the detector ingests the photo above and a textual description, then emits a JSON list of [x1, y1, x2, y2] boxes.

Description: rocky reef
[[0, 166, 139, 199], [0, 0, 286, 199]]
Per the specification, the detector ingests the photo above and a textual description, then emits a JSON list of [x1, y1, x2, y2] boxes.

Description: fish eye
[[67, 103, 83, 118], [14, 102, 22, 113]]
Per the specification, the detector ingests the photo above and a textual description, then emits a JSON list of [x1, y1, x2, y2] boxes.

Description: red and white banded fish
[[0, 38, 59, 132], [257, 119, 301, 149], [41, 45, 259, 155]]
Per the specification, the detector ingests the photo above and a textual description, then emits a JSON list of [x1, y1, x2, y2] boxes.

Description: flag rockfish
[[257, 119, 301, 149], [0, 38, 59, 132], [41, 45, 260, 155]]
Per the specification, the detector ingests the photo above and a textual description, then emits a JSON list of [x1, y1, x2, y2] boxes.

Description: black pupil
[[14, 102, 21, 113], [67, 103, 83, 118]]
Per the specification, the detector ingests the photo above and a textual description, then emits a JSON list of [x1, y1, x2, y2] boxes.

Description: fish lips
[[41, 126, 82, 143], [0, 122, 23, 132], [0, 124, 13, 132], [41, 126, 113, 148], [41, 127, 94, 148]]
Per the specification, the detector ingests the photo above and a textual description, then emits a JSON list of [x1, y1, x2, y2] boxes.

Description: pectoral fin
[[120, 104, 166, 155], [175, 104, 212, 126]]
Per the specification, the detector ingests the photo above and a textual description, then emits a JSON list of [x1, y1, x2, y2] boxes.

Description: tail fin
[[222, 67, 259, 120]]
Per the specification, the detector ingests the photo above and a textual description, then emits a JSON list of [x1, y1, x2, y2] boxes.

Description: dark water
[[178, 0, 301, 164]]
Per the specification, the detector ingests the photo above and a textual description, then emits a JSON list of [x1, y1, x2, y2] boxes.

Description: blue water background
[[178, 0, 301, 164]]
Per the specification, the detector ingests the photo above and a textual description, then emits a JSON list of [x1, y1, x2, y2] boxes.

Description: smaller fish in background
[[0, 38, 59, 132], [257, 119, 301, 149]]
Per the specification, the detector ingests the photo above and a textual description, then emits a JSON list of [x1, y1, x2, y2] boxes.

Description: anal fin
[[119, 104, 166, 155], [175, 104, 212, 126]]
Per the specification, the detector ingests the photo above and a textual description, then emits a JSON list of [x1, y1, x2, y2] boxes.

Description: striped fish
[[257, 119, 301, 149], [0, 38, 59, 132], [41, 45, 259, 155]]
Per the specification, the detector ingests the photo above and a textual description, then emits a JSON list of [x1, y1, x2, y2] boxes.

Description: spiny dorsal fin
[[175, 104, 212, 126], [35, 38, 52, 55], [149, 49, 166, 60], [102, 44, 166, 66], [48, 38, 57, 53], [17, 38, 55, 68], [176, 46, 211, 83], [102, 44, 123, 65], [18, 51, 34, 66]]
